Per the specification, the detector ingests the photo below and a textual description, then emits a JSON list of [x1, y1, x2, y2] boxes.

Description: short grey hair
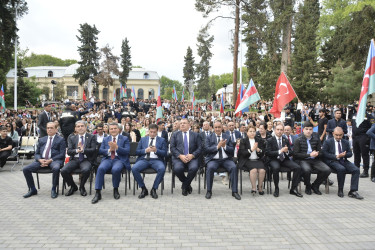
[[108, 122, 121, 130], [75, 120, 86, 126]]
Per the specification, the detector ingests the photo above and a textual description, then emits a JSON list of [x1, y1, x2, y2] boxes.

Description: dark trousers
[[23, 160, 62, 190], [0, 150, 11, 167], [173, 158, 199, 189], [353, 135, 370, 170], [132, 159, 166, 190], [206, 159, 238, 193], [95, 158, 124, 190], [300, 159, 331, 187], [269, 159, 301, 189], [328, 161, 360, 191], [60, 159, 92, 188]]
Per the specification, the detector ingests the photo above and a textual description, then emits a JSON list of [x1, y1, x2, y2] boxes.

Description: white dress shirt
[[248, 138, 258, 160], [75, 133, 87, 158], [147, 137, 158, 159], [213, 134, 228, 159], [107, 135, 119, 157]]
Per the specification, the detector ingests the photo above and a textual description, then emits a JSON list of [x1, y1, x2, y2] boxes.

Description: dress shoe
[[290, 188, 303, 198], [371, 177, 375, 183], [251, 190, 257, 196], [360, 171, 369, 178], [348, 191, 364, 200], [138, 188, 148, 199], [205, 191, 212, 199], [258, 191, 264, 195], [273, 187, 279, 197], [311, 185, 322, 195], [305, 186, 312, 195], [187, 185, 193, 194], [182, 188, 188, 196], [150, 188, 158, 199], [23, 189, 37, 198], [79, 187, 87, 196], [91, 192, 102, 204], [51, 189, 58, 199], [338, 189, 344, 198], [65, 185, 78, 196], [113, 188, 120, 200], [232, 192, 241, 200]]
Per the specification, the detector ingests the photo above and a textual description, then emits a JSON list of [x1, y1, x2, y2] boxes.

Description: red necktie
[[288, 136, 292, 145], [111, 137, 116, 160], [44, 137, 53, 159]]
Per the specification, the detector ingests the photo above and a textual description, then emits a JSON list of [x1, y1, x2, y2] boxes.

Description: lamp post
[[223, 84, 227, 105], [51, 80, 57, 101]]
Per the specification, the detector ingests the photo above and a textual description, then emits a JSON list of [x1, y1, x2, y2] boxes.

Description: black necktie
[[231, 132, 235, 142], [337, 140, 344, 164], [278, 138, 285, 161], [217, 136, 223, 159], [146, 138, 154, 160]]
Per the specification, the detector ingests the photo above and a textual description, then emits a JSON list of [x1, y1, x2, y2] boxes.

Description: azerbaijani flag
[[156, 86, 163, 122], [181, 89, 185, 102], [131, 86, 136, 102], [120, 83, 123, 99], [235, 83, 246, 117], [124, 82, 127, 98], [191, 92, 195, 111], [357, 40, 375, 126], [113, 89, 116, 101], [0, 85, 5, 110], [173, 85, 178, 101], [234, 79, 261, 114], [220, 92, 224, 113]]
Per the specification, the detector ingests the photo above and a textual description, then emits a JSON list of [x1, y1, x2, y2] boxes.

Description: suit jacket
[[326, 118, 348, 138], [158, 130, 169, 145], [265, 136, 293, 161], [135, 136, 167, 162], [366, 123, 375, 150], [37, 111, 50, 138], [99, 134, 130, 170], [322, 137, 352, 165], [225, 130, 242, 146], [67, 133, 97, 163], [205, 132, 234, 163], [237, 137, 265, 169], [170, 130, 202, 160], [35, 134, 66, 162]]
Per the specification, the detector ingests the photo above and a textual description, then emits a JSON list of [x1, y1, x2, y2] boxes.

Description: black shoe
[[65, 185, 78, 196], [91, 192, 102, 204], [51, 189, 58, 199], [348, 191, 364, 200], [232, 192, 241, 200], [138, 188, 148, 199], [182, 188, 188, 196], [150, 188, 158, 199], [305, 186, 312, 195], [205, 191, 212, 199], [338, 189, 344, 198], [311, 185, 322, 195], [290, 188, 303, 198], [371, 177, 375, 183], [251, 190, 257, 196], [360, 171, 369, 178], [273, 187, 279, 197], [23, 189, 37, 198], [187, 185, 193, 194], [328, 178, 334, 186], [79, 187, 87, 196], [113, 188, 120, 200], [258, 191, 264, 195]]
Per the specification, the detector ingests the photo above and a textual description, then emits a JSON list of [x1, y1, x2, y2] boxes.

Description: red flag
[[235, 84, 243, 117], [269, 72, 297, 118], [83, 90, 87, 101]]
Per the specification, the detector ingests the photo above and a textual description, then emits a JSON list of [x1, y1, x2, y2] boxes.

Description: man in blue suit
[[170, 118, 202, 196], [92, 122, 130, 204], [322, 127, 363, 199], [225, 121, 241, 146], [132, 123, 167, 199], [326, 109, 348, 139], [283, 125, 298, 150], [205, 121, 241, 200], [23, 122, 66, 199]]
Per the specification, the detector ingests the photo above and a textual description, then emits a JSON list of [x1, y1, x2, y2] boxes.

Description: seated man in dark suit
[[170, 118, 202, 196], [205, 121, 241, 200], [322, 127, 363, 199], [60, 121, 97, 197], [23, 122, 66, 199], [225, 121, 242, 146], [132, 124, 167, 199], [294, 122, 331, 195], [0, 126, 13, 168], [157, 121, 169, 145], [92, 122, 130, 204], [266, 124, 302, 198]]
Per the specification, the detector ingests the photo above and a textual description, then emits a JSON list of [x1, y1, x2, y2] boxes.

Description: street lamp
[[51, 80, 57, 101], [223, 84, 227, 105]]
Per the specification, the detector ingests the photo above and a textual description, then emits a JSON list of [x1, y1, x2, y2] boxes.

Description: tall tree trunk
[[281, 16, 292, 74], [232, 0, 240, 107]]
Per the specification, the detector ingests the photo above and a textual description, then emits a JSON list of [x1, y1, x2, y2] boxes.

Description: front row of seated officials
[[22, 120, 363, 201]]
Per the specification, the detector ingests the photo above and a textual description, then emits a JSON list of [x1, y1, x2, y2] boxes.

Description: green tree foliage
[[291, 0, 321, 102], [73, 23, 100, 85], [95, 44, 120, 88], [22, 53, 77, 67], [0, 0, 27, 90], [119, 38, 132, 84], [196, 25, 214, 100], [183, 46, 195, 88], [53, 80, 65, 101], [160, 76, 183, 100]]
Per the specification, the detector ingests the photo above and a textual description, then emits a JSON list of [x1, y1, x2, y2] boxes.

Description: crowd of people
[[0, 96, 374, 203]]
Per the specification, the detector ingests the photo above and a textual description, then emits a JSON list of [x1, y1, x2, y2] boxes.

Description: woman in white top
[[238, 126, 266, 195]]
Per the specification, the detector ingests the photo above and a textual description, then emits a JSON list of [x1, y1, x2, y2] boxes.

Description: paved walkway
[[1, 159, 374, 249]]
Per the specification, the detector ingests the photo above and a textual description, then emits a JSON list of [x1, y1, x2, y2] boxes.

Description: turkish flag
[[269, 72, 297, 118], [83, 90, 87, 101]]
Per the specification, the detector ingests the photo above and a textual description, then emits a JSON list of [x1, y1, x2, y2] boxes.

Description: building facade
[[6, 64, 160, 101]]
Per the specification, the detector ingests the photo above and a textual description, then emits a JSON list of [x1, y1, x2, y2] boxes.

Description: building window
[[143, 73, 149, 79], [66, 86, 78, 97], [148, 88, 154, 99], [126, 89, 132, 98], [103, 88, 108, 100], [138, 88, 144, 99], [48, 71, 53, 77]]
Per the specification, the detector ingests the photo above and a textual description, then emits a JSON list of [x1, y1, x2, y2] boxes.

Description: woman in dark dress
[[238, 126, 266, 195]]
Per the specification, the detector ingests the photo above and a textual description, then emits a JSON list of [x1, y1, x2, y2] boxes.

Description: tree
[[73, 23, 100, 86], [0, 0, 28, 90], [183, 46, 195, 93], [119, 38, 132, 84], [23, 53, 77, 67], [160, 76, 183, 100], [53, 80, 65, 101], [291, 0, 321, 102], [95, 44, 120, 88], [196, 25, 214, 100]]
